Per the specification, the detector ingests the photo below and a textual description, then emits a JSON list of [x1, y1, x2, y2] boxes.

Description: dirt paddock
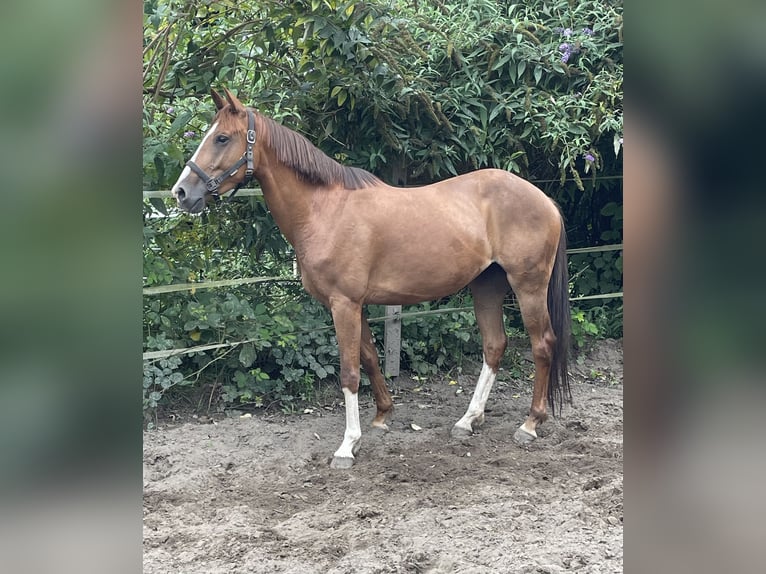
[[143, 340, 622, 573]]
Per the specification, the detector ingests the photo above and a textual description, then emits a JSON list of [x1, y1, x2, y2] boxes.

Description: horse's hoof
[[513, 427, 537, 445], [330, 456, 355, 469], [450, 424, 473, 440], [371, 421, 390, 432], [372, 409, 393, 430]]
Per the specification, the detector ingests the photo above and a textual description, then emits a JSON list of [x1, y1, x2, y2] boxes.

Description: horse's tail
[[547, 216, 572, 415]]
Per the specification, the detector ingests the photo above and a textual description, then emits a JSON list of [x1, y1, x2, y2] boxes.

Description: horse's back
[[300, 168, 561, 304]]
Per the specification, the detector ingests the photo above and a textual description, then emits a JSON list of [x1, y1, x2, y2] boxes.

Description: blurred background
[[630, 0, 766, 571], [0, 1, 142, 573]]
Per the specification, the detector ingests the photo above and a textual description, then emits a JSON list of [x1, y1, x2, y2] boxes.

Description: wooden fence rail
[[141, 245, 623, 297], [143, 190, 622, 375]]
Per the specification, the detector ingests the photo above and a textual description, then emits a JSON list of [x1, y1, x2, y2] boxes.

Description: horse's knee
[[360, 346, 379, 371], [340, 369, 361, 394], [483, 336, 507, 370]]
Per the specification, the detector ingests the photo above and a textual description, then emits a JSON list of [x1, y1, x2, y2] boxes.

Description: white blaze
[[171, 121, 219, 196]]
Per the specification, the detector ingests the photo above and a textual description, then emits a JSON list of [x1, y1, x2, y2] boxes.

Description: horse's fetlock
[[529, 407, 548, 424]]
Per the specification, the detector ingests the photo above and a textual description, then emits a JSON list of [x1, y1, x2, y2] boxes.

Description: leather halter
[[184, 109, 256, 203]]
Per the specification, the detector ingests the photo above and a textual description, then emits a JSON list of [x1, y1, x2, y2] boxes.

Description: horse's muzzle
[[173, 186, 206, 214], [186, 197, 205, 214]]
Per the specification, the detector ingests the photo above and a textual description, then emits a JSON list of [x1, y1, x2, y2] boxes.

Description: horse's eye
[[216, 134, 229, 144]]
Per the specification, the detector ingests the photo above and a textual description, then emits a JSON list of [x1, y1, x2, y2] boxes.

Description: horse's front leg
[[328, 298, 363, 469]]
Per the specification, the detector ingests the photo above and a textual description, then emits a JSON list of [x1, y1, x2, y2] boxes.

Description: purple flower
[[584, 153, 595, 162], [563, 28, 572, 37], [582, 27, 593, 36], [183, 130, 196, 139], [559, 43, 571, 63], [166, 106, 175, 114]]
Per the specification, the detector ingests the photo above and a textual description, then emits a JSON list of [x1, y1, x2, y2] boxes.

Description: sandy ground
[[144, 340, 622, 573]]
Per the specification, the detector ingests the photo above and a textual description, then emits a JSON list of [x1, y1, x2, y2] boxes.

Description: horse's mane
[[258, 113, 382, 190]]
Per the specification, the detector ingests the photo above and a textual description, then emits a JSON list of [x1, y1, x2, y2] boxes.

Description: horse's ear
[[223, 87, 245, 113], [211, 88, 226, 111]]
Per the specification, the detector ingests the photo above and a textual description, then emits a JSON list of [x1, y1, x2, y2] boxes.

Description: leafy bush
[[143, 333, 185, 414], [144, 0, 622, 190], [369, 297, 483, 376]]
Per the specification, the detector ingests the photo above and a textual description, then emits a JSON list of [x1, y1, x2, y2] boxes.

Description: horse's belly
[[364, 258, 488, 305]]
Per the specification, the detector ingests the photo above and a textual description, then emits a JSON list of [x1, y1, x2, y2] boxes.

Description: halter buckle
[[247, 129, 256, 144]]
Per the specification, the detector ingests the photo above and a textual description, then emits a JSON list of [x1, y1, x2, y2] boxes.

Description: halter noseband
[[184, 109, 257, 204]]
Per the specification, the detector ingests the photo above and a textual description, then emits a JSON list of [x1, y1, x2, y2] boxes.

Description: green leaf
[[239, 343, 257, 368], [149, 197, 168, 215], [491, 54, 511, 71], [168, 112, 192, 136], [534, 65, 542, 84], [593, 257, 605, 269]]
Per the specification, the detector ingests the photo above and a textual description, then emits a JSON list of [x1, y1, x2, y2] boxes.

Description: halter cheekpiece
[[185, 109, 257, 203]]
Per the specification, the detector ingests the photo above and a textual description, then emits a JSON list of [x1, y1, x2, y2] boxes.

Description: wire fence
[[142, 257, 623, 362], [143, 190, 622, 364], [142, 244, 623, 296], [143, 289, 623, 362]]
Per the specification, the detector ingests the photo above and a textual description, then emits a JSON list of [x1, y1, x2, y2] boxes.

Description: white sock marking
[[334, 388, 362, 460], [171, 121, 219, 197], [454, 359, 496, 433]]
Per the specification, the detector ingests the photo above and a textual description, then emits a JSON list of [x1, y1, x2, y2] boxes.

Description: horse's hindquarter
[[298, 169, 560, 305]]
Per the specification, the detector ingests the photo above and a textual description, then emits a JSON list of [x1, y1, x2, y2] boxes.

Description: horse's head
[[172, 88, 257, 213]]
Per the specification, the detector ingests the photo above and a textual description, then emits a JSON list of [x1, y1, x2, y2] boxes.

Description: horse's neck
[[256, 160, 325, 251]]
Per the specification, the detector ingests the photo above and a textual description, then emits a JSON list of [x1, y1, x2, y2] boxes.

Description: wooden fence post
[[384, 305, 402, 377]]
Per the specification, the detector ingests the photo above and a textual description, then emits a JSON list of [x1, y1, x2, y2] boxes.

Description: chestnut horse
[[172, 88, 571, 468]]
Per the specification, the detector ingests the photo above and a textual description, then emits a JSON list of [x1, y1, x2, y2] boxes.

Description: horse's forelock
[[213, 106, 247, 134]]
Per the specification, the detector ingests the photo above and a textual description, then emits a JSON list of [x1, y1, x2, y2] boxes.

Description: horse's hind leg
[[451, 265, 509, 438], [361, 314, 393, 430]]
